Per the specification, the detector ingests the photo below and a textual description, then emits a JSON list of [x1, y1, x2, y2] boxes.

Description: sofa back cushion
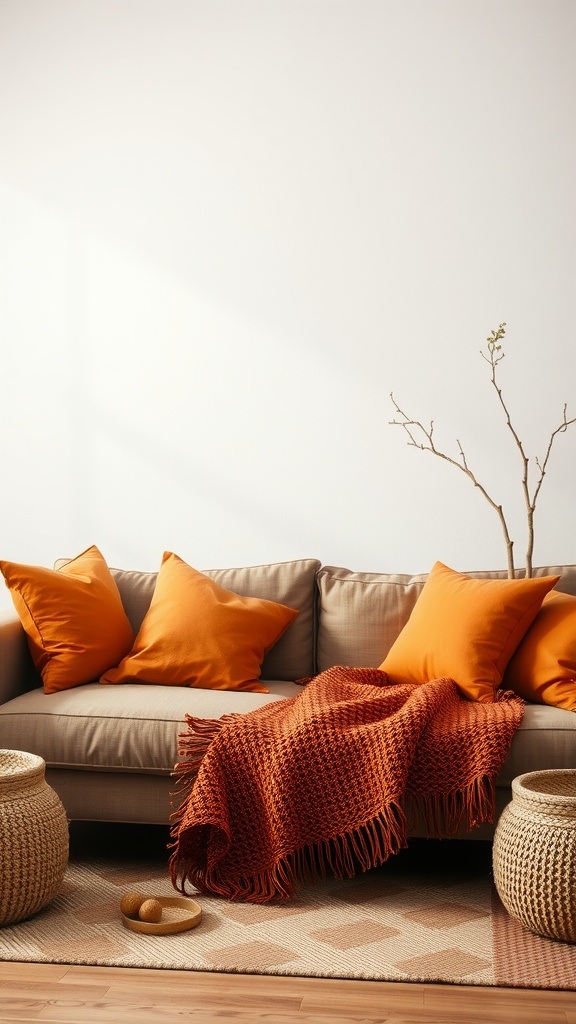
[[110, 558, 321, 682], [316, 563, 576, 674]]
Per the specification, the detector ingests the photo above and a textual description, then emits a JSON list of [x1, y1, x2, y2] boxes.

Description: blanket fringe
[[170, 801, 409, 904], [170, 778, 495, 903], [169, 713, 238, 826], [406, 775, 496, 838]]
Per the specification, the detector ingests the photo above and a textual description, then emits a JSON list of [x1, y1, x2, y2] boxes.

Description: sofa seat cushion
[[497, 703, 576, 785], [1, 681, 575, 815], [0, 681, 300, 775]]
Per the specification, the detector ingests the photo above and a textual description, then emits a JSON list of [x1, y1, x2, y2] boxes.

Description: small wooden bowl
[[121, 896, 202, 935]]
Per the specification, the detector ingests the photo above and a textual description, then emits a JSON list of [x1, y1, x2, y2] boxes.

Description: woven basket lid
[[512, 769, 576, 818], [0, 749, 45, 783]]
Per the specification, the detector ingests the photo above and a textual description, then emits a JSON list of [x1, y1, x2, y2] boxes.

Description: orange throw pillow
[[503, 590, 576, 710], [100, 551, 299, 692], [0, 546, 134, 694], [379, 561, 559, 703]]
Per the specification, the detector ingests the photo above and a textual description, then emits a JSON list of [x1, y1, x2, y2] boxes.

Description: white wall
[[1, 0, 575, 601]]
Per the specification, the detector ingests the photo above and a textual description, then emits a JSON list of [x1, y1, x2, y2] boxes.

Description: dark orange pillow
[[100, 551, 299, 692], [0, 546, 134, 693], [379, 561, 559, 702], [503, 590, 576, 710]]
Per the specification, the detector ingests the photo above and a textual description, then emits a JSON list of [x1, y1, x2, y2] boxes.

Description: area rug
[[0, 823, 575, 989]]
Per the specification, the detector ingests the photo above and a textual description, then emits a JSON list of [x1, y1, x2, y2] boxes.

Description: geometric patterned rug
[[1, 823, 575, 990]]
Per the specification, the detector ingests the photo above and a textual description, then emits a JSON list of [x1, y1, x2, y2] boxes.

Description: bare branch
[[529, 404, 576, 548], [483, 324, 532, 573], [389, 392, 516, 577], [484, 325, 576, 575], [390, 322, 575, 578]]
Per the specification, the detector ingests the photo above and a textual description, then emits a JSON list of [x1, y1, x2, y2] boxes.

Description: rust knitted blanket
[[170, 667, 524, 903]]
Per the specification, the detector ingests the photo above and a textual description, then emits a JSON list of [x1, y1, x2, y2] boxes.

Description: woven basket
[[493, 769, 576, 943], [0, 749, 69, 927]]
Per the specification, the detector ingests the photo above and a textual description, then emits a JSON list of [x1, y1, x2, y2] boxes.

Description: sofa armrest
[[0, 609, 40, 705]]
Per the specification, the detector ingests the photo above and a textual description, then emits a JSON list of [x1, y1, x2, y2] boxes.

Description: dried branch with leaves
[[389, 323, 576, 578]]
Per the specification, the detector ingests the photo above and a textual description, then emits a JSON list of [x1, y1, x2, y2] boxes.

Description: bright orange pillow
[[379, 561, 559, 703], [503, 590, 576, 710], [100, 551, 299, 692], [0, 546, 134, 694]]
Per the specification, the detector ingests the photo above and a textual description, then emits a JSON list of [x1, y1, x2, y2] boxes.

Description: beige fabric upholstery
[[0, 610, 38, 703], [316, 563, 576, 674], [44, 768, 176, 824], [0, 680, 299, 775], [316, 566, 427, 672], [497, 703, 576, 784]]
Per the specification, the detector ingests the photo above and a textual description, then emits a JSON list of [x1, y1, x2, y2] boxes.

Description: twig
[[390, 324, 575, 577], [389, 393, 516, 577], [481, 324, 576, 576]]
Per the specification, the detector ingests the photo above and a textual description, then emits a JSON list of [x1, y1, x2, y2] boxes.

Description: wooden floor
[[0, 961, 575, 1024]]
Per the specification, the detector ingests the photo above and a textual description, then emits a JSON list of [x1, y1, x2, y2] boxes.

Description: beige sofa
[[1, 557, 575, 837]]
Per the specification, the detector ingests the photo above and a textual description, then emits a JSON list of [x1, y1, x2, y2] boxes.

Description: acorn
[[138, 898, 163, 923], [120, 892, 146, 917]]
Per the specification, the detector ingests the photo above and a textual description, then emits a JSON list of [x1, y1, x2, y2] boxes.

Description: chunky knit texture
[[170, 667, 524, 903]]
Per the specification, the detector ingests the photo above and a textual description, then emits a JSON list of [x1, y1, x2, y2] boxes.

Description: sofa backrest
[[315, 563, 576, 674], [111, 557, 321, 682], [51, 556, 576, 682]]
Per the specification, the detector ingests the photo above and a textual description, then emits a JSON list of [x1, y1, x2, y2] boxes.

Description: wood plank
[[0, 964, 71, 983], [425, 983, 576, 1013], [34, 1009, 390, 1024], [100, 982, 302, 1012], [0, 977, 303, 1015], [299, 997, 572, 1024], [0, 982, 111, 1000], [0, 997, 46, 1020], [57, 964, 304, 989], [0, 962, 574, 1024], [377, 1017, 569, 1024], [300, 985, 425, 1015]]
